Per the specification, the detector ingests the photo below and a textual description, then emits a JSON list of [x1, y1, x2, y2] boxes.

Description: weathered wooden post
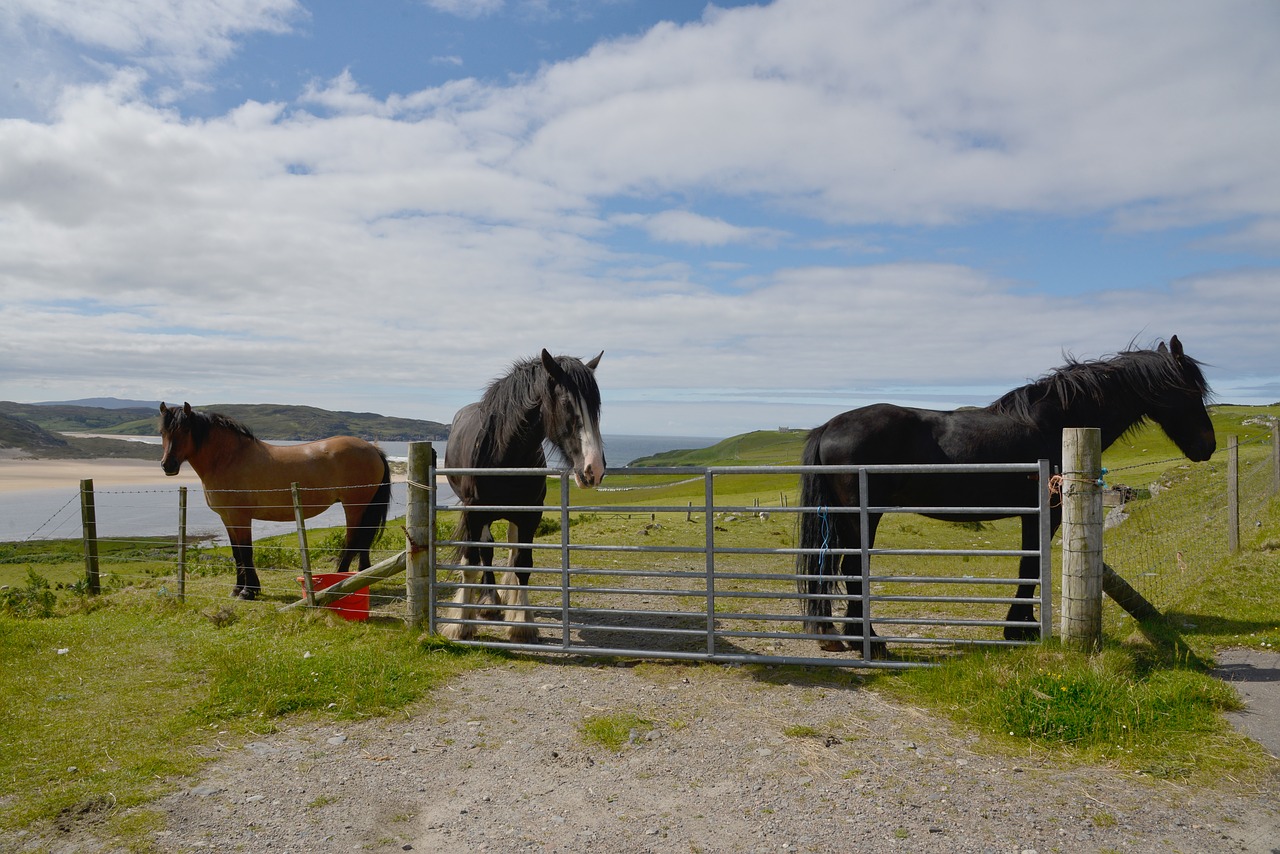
[[1271, 418, 1279, 497], [405, 441, 434, 629], [1271, 418, 1280, 497], [177, 485, 188, 602], [80, 479, 100, 595], [1060, 428, 1102, 651], [292, 482, 315, 607], [1227, 435, 1240, 553]]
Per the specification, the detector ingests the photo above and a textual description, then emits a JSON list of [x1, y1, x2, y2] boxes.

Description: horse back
[[808, 403, 1045, 515], [814, 403, 1050, 466]]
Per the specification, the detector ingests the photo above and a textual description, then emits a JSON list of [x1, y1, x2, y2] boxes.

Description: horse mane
[[165, 406, 256, 450], [471, 354, 601, 463], [988, 343, 1211, 425]]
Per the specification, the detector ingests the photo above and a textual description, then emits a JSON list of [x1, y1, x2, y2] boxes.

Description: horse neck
[[482, 401, 546, 465], [186, 426, 260, 479], [1038, 380, 1151, 452]]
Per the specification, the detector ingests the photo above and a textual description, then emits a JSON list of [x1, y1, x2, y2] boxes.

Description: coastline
[[0, 457, 421, 494], [0, 458, 202, 493]]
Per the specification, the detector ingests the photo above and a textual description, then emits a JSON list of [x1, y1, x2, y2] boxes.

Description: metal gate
[[425, 460, 1052, 669]]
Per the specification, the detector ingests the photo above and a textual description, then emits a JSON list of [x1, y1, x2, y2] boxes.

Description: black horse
[[440, 349, 605, 642], [796, 336, 1215, 658]]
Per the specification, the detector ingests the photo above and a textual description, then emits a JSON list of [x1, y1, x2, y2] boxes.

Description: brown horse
[[159, 402, 391, 600]]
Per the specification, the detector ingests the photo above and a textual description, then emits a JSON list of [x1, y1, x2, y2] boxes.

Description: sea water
[[0, 435, 720, 543]]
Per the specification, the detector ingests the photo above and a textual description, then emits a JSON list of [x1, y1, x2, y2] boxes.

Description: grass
[[578, 712, 655, 751], [0, 601, 497, 834], [878, 640, 1267, 782]]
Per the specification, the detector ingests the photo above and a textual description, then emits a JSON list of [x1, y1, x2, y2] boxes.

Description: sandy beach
[[0, 458, 203, 493]]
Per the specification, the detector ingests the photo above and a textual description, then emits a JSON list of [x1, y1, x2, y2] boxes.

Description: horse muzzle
[[161, 458, 181, 476]]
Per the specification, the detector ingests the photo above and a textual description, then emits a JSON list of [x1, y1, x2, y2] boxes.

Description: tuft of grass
[[578, 712, 654, 751], [881, 641, 1267, 782]]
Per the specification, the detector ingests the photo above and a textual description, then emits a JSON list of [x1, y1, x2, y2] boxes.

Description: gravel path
[[18, 655, 1279, 854]]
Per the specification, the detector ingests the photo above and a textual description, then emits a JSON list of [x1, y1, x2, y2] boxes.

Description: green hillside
[[0, 400, 449, 446], [626, 405, 1279, 472]]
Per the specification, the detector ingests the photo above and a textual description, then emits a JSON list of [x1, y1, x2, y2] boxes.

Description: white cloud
[[422, 0, 505, 20], [0, 0, 1278, 432], [2, 0, 301, 79], [615, 210, 783, 247]]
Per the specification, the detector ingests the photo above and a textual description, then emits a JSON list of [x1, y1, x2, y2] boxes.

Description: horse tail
[[796, 425, 839, 631], [351, 451, 392, 557]]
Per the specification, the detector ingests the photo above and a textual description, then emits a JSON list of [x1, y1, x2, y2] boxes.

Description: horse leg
[[475, 526, 502, 621], [441, 522, 493, 641], [502, 514, 540, 644], [1005, 511, 1053, 641], [228, 525, 260, 601], [839, 551, 887, 659], [337, 505, 363, 573]]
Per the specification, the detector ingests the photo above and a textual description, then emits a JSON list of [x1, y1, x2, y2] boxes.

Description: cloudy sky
[[1, 0, 1277, 437]]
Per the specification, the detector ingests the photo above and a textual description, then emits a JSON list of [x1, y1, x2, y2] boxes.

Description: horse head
[[539, 349, 606, 488], [1148, 336, 1216, 462], [158, 401, 197, 476]]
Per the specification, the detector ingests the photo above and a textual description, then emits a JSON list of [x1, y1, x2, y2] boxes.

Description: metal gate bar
[[426, 460, 1051, 669]]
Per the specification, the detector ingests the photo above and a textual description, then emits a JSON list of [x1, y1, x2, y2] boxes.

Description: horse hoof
[[866, 642, 890, 661], [507, 624, 538, 644], [477, 609, 502, 622], [237, 589, 259, 601], [1004, 625, 1041, 642], [440, 622, 473, 642], [230, 587, 243, 598], [818, 639, 849, 653]]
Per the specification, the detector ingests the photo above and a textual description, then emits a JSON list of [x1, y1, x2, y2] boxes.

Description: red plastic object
[[297, 573, 370, 621]]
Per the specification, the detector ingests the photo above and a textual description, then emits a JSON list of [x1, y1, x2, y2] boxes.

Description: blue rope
[[817, 504, 831, 576]]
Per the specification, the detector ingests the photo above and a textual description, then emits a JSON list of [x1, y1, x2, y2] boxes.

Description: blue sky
[[1, 0, 1278, 436]]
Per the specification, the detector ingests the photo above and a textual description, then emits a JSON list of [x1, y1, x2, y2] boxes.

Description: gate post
[[1060, 428, 1103, 651], [405, 441, 434, 629]]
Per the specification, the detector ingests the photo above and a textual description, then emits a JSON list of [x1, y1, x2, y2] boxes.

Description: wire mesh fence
[[1102, 430, 1279, 613]]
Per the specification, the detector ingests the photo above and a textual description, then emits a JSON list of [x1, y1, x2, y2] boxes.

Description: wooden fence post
[[1060, 428, 1102, 651], [292, 482, 315, 607], [80, 479, 100, 595], [405, 442, 434, 629], [1227, 435, 1239, 553], [177, 485, 187, 602], [1272, 418, 1280, 497]]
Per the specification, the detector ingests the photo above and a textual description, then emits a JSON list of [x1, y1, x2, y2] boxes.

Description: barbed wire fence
[[2, 480, 415, 619], [5, 421, 1278, 629]]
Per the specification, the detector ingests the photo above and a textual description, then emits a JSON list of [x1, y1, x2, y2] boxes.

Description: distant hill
[[0, 412, 162, 460], [37, 397, 160, 410], [0, 400, 449, 458]]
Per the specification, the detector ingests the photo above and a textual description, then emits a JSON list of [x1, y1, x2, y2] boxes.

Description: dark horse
[[440, 350, 605, 643], [796, 337, 1215, 657], [159, 402, 391, 599]]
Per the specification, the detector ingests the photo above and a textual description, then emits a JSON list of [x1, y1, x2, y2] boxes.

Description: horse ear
[[586, 351, 603, 372], [1157, 341, 1169, 354], [183, 402, 193, 415], [159, 402, 168, 415], [541, 349, 567, 385], [1169, 335, 1184, 358]]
